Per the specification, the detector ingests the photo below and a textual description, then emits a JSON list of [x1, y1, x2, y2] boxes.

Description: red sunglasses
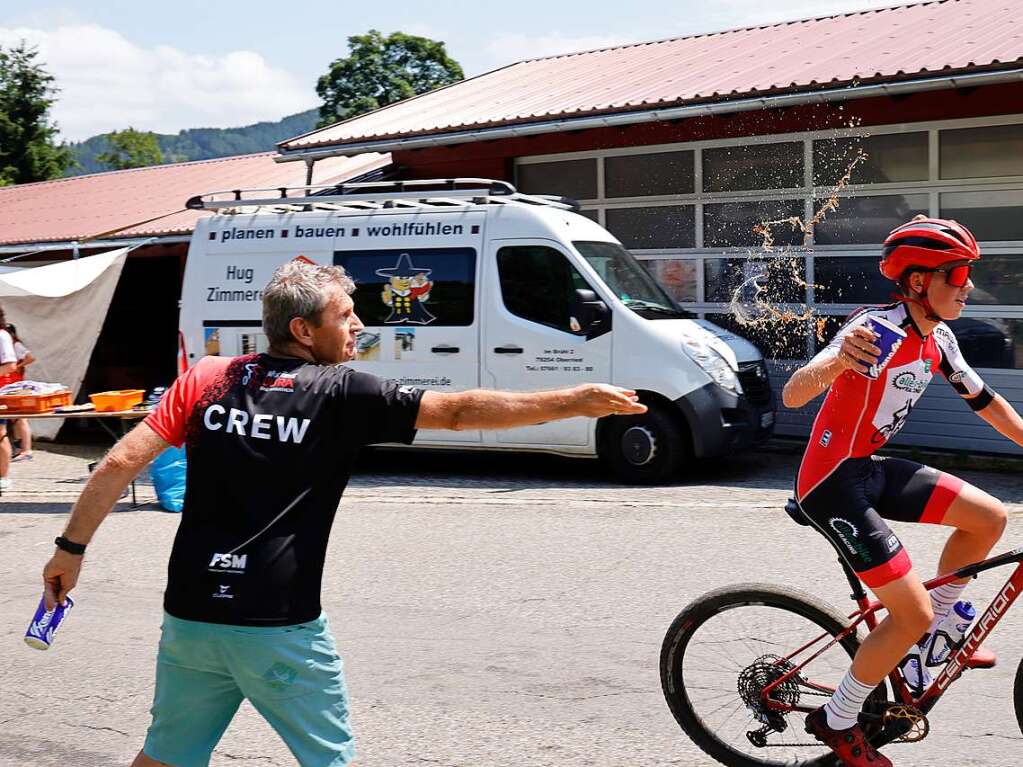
[[928, 263, 973, 288]]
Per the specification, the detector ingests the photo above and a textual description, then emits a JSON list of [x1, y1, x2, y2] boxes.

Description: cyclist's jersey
[[145, 353, 423, 626], [797, 303, 984, 501]]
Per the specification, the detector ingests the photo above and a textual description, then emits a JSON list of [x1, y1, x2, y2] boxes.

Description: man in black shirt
[[42, 261, 646, 767]]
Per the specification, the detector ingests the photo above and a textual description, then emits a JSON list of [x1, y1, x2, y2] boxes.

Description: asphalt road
[[2, 446, 1022, 766]]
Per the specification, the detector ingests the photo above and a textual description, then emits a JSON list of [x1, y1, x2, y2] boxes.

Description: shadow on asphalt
[[352, 445, 797, 491], [0, 501, 163, 514]]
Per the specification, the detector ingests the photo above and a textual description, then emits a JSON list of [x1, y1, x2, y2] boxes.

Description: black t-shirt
[[145, 353, 423, 625]]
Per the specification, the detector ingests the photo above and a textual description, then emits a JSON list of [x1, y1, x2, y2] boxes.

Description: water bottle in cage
[[899, 642, 932, 694], [927, 600, 976, 667]]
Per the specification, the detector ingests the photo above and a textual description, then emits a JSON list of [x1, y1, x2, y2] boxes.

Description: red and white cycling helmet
[[880, 217, 980, 282]]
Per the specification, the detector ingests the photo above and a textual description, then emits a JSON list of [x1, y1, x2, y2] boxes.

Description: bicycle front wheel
[[660, 583, 889, 767]]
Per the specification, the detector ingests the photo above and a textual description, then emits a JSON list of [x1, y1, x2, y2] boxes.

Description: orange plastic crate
[[0, 390, 72, 413], [89, 389, 145, 412]]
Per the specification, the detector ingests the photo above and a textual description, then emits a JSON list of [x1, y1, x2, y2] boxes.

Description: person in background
[[7, 323, 34, 461], [0, 308, 18, 489]]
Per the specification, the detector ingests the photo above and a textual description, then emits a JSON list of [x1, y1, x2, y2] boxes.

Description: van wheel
[[598, 404, 688, 484]]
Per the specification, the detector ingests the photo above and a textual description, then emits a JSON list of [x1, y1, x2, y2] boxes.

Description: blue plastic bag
[[150, 446, 187, 513]]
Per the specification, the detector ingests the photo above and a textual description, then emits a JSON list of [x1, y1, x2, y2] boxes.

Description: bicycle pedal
[[882, 703, 929, 743]]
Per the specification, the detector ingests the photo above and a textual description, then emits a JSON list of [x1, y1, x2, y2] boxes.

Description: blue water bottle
[[927, 600, 976, 666]]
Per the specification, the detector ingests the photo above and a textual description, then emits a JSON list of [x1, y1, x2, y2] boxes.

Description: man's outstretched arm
[[42, 422, 169, 609], [415, 384, 646, 431]]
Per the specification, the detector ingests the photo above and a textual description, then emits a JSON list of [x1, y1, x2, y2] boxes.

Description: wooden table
[[0, 409, 151, 501]]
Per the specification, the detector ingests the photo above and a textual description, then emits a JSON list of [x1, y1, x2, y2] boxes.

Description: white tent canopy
[[1, 248, 128, 439]]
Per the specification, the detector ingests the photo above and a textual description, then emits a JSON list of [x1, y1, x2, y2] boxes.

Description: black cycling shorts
[[795, 455, 963, 588]]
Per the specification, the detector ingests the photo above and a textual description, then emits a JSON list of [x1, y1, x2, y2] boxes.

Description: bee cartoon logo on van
[[375, 253, 436, 325]]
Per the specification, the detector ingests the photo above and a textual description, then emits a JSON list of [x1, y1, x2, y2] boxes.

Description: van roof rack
[[185, 178, 580, 214]]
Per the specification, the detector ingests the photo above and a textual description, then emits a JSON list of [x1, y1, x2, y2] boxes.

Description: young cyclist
[[783, 216, 1023, 766]]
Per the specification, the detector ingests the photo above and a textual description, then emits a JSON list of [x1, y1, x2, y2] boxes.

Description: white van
[[180, 179, 774, 482]]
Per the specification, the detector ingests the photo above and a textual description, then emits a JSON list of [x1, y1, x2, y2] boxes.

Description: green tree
[[0, 41, 73, 185], [316, 30, 463, 128], [96, 127, 164, 170]]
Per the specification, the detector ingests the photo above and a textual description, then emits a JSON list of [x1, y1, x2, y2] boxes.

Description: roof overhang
[[276, 66, 1023, 164], [0, 234, 190, 259]]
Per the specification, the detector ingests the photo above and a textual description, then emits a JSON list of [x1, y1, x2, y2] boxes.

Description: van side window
[[496, 246, 592, 333], [334, 248, 476, 327]]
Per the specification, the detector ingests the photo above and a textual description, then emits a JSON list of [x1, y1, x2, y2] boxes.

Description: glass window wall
[[704, 199, 805, 248], [605, 150, 694, 197], [941, 124, 1023, 179], [813, 132, 928, 185], [517, 159, 598, 199], [605, 205, 695, 249], [813, 194, 928, 245], [703, 142, 804, 192], [939, 190, 1023, 242]]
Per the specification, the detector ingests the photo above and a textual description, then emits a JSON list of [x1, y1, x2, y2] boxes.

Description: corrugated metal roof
[[281, 0, 1023, 152], [0, 152, 391, 246]]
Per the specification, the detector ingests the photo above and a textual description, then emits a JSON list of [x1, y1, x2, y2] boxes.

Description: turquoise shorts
[[143, 612, 353, 767]]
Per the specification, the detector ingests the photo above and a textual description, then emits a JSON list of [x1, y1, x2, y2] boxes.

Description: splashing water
[[727, 148, 871, 349]]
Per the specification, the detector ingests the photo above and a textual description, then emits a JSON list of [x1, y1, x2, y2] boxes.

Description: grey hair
[[262, 261, 355, 346]]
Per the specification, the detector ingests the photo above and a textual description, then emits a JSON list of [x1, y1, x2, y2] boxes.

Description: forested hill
[[67, 108, 319, 175]]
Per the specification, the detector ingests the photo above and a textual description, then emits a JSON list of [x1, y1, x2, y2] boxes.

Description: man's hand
[[572, 384, 647, 418], [836, 327, 881, 375], [43, 550, 83, 610]]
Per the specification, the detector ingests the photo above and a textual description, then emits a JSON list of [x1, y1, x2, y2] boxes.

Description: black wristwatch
[[55, 536, 87, 555]]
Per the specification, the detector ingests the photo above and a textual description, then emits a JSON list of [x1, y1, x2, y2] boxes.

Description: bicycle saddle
[[784, 497, 810, 527]]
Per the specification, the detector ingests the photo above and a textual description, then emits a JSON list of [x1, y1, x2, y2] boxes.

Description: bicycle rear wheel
[[660, 584, 889, 767]]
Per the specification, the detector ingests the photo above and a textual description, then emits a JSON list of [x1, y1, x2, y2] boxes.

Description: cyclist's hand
[[43, 550, 82, 611], [837, 327, 881, 374]]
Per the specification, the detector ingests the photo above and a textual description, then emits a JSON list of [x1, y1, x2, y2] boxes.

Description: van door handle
[[494, 346, 523, 354], [431, 345, 460, 354]]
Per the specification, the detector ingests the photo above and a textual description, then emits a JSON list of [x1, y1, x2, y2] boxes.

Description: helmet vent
[[882, 236, 955, 258], [941, 227, 967, 245]]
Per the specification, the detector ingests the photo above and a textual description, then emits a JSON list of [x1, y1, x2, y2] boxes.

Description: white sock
[[925, 581, 968, 639], [930, 581, 966, 616], [824, 670, 874, 730]]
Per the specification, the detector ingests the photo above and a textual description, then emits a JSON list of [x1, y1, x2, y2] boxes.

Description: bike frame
[[763, 546, 1023, 716]]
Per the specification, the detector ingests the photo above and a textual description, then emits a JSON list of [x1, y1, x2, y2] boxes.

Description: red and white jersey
[[797, 303, 985, 500]]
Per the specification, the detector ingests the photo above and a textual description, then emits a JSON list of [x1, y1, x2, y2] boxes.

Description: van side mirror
[[570, 288, 611, 339]]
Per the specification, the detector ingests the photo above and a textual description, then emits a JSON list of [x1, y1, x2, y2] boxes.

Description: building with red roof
[[272, 0, 1023, 455]]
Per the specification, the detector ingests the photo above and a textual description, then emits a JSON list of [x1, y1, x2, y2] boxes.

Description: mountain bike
[[659, 498, 1023, 766]]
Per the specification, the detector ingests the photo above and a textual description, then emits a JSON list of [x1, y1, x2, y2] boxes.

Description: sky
[[0, 0, 898, 142]]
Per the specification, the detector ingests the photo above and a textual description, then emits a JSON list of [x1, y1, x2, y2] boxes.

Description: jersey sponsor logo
[[208, 552, 248, 573], [934, 325, 957, 349], [828, 517, 873, 564], [819, 430, 832, 447], [892, 372, 928, 394], [260, 371, 297, 393], [871, 399, 914, 444], [203, 404, 311, 443], [212, 584, 234, 599], [886, 533, 900, 553], [241, 362, 261, 386]]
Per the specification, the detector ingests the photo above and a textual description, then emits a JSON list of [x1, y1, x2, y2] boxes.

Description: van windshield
[[573, 241, 690, 319]]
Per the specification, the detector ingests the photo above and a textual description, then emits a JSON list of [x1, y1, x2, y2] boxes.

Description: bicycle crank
[[882, 704, 929, 743]]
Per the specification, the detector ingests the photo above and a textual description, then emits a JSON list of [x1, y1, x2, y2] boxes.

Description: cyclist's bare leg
[[130, 751, 170, 767], [937, 482, 1007, 583], [849, 571, 933, 685]]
